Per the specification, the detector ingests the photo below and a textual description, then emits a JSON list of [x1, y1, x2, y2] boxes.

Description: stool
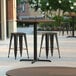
[[8, 32, 29, 59], [39, 32, 60, 58]]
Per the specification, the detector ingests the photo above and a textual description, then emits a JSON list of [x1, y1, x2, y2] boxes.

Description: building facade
[[0, 0, 44, 40], [17, 0, 30, 20], [17, 0, 42, 20], [0, 0, 17, 40]]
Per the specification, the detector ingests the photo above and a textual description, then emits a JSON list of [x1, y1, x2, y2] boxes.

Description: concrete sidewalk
[[0, 34, 76, 76]]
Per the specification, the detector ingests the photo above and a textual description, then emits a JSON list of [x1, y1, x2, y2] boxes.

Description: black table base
[[20, 59, 33, 61], [20, 58, 51, 64], [32, 59, 51, 64], [67, 36, 76, 38]]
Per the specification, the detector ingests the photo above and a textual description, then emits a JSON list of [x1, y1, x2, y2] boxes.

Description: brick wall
[[0, 0, 14, 23], [8, 0, 13, 20], [8, 0, 16, 20]]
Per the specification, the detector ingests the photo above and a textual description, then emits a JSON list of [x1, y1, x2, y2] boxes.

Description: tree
[[28, 0, 76, 15]]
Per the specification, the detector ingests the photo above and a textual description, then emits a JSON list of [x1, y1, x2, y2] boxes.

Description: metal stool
[[39, 32, 60, 58], [8, 32, 29, 59]]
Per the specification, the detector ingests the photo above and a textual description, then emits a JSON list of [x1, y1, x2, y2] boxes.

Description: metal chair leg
[[50, 34, 54, 56], [55, 34, 61, 58], [24, 34, 29, 59], [14, 35, 18, 60], [39, 34, 44, 57], [19, 35, 23, 57], [8, 35, 13, 58]]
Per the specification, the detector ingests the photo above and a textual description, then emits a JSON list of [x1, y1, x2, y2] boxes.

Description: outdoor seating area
[[0, 32, 76, 76], [1, 0, 76, 76]]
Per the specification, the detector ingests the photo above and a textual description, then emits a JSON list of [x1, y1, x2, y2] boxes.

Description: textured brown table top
[[17, 19, 55, 23], [6, 67, 76, 76]]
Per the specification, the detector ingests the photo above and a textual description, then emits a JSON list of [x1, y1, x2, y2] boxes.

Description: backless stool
[[8, 32, 29, 59], [39, 31, 61, 58]]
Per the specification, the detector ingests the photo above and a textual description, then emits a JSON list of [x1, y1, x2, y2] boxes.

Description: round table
[[6, 67, 76, 76]]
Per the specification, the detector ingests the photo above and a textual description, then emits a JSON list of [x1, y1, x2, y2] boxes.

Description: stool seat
[[37, 31, 56, 34], [8, 32, 29, 59], [39, 31, 61, 58], [11, 32, 27, 35]]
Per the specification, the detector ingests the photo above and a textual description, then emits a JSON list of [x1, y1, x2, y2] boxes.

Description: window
[[20, 0, 26, 12], [21, 3, 25, 12]]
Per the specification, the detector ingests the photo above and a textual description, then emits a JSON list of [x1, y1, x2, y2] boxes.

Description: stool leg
[[50, 34, 54, 56], [39, 34, 44, 57], [55, 34, 61, 58], [62, 28, 64, 35], [8, 35, 13, 58], [24, 34, 29, 58], [45, 34, 49, 59], [14, 35, 17, 59], [19, 35, 23, 57]]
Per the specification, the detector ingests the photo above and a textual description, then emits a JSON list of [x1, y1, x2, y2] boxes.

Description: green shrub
[[38, 22, 54, 31]]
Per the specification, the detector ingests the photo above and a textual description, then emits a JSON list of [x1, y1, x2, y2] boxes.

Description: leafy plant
[[38, 22, 54, 31], [52, 16, 64, 26]]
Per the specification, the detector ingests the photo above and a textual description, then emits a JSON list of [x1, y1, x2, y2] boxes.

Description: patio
[[0, 32, 76, 76]]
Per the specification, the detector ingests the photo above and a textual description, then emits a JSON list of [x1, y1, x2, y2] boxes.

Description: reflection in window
[[21, 3, 25, 12]]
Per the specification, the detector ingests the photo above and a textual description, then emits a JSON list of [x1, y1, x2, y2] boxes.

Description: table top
[[6, 67, 76, 76], [17, 19, 55, 23]]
